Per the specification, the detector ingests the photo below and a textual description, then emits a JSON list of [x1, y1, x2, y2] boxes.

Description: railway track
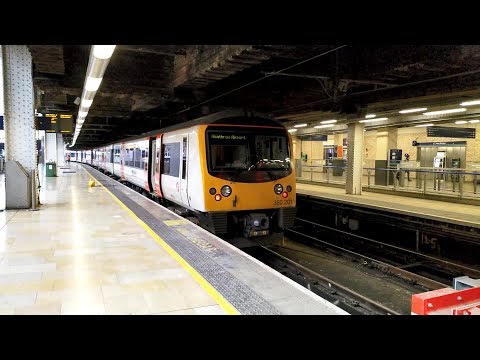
[[250, 246, 400, 315], [246, 217, 480, 314], [291, 217, 480, 287]]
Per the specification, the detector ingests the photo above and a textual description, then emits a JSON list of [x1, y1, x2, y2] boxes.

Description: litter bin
[[46, 162, 57, 177]]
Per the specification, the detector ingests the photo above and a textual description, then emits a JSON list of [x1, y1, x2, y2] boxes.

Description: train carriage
[[86, 110, 297, 239]]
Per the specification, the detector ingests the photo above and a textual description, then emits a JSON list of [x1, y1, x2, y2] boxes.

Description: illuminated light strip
[[83, 167, 240, 315], [320, 119, 337, 124], [460, 100, 480, 106], [423, 108, 466, 116], [399, 107, 427, 114], [415, 123, 434, 127], [359, 117, 388, 123], [314, 124, 335, 128]]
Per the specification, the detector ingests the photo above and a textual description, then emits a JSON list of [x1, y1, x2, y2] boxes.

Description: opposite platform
[[297, 182, 480, 230]]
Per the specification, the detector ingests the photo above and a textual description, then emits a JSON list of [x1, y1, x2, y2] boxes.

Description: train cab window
[[206, 129, 291, 183], [255, 136, 290, 170]]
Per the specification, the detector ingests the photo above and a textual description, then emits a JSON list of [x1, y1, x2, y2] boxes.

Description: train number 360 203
[[274, 199, 294, 206]]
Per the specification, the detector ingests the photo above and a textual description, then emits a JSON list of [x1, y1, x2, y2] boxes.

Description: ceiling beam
[[118, 45, 187, 56]]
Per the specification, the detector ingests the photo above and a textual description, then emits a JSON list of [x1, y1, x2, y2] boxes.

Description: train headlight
[[274, 184, 283, 195], [215, 194, 222, 201], [221, 185, 232, 197], [282, 191, 288, 198], [286, 185, 292, 192], [209, 188, 216, 195]]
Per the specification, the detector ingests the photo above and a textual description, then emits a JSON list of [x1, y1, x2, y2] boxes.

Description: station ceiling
[[28, 45, 480, 148]]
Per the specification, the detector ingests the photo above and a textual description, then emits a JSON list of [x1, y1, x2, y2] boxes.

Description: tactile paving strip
[[83, 166, 280, 315]]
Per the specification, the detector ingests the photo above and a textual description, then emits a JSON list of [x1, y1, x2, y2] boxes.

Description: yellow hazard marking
[[88, 180, 95, 187], [82, 167, 239, 315], [163, 219, 188, 226]]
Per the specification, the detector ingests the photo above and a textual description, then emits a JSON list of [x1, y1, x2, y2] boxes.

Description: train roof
[[87, 109, 286, 148]]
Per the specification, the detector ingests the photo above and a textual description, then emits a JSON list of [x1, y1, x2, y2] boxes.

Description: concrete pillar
[[345, 122, 364, 195], [45, 132, 57, 163], [1, 45, 36, 208], [376, 128, 398, 160], [56, 133, 65, 166], [334, 133, 343, 146]]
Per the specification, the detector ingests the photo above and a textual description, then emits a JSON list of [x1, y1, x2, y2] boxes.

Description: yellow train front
[[196, 118, 297, 239]]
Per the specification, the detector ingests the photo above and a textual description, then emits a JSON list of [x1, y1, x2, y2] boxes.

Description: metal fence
[[296, 159, 480, 199]]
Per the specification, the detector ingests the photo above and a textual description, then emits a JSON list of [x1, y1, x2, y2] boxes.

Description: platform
[[0, 163, 346, 315], [297, 182, 480, 230]]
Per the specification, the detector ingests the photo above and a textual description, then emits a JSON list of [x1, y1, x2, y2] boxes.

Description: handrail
[[300, 164, 480, 176]]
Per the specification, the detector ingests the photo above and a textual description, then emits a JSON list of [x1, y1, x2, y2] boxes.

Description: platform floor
[[297, 182, 480, 229], [0, 163, 346, 315]]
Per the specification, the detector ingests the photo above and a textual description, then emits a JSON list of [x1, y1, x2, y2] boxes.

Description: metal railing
[[296, 160, 480, 199]]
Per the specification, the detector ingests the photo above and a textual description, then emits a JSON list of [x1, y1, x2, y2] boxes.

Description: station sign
[[427, 126, 476, 139], [413, 141, 467, 147], [36, 113, 73, 134]]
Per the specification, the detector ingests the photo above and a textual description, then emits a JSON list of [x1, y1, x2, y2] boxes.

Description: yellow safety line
[[82, 167, 240, 315]]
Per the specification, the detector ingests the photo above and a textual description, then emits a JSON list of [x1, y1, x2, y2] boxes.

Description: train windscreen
[[206, 128, 292, 182]]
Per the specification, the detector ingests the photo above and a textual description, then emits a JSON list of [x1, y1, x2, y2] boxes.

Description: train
[[72, 110, 297, 240]]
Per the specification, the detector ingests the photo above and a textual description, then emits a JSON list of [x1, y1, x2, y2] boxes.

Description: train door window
[[126, 146, 134, 167], [162, 143, 180, 177], [134, 147, 141, 168], [110, 148, 114, 163], [114, 146, 121, 164], [182, 137, 187, 179], [141, 148, 148, 170]]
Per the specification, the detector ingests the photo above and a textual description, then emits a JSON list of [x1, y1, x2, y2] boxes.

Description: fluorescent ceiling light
[[359, 117, 388, 123], [460, 100, 480, 106], [415, 123, 434, 127], [294, 123, 307, 128], [320, 119, 337, 124], [455, 120, 467, 124], [365, 114, 376, 119], [399, 107, 427, 114], [85, 76, 103, 91], [93, 45, 116, 59], [77, 119, 85, 124], [423, 108, 466, 116], [288, 129, 298, 132], [78, 111, 88, 117], [314, 124, 335, 129], [469, 119, 480, 123], [81, 99, 93, 108]]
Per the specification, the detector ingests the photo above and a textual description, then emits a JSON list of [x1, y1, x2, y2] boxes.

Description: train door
[[120, 142, 126, 180], [154, 135, 163, 197], [180, 136, 190, 206], [147, 137, 156, 194]]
